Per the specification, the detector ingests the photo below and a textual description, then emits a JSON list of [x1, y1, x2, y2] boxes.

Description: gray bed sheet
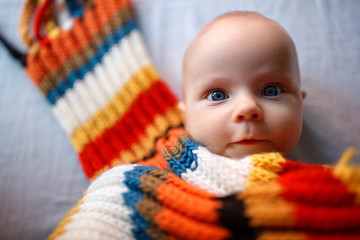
[[0, 0, 359, 239]]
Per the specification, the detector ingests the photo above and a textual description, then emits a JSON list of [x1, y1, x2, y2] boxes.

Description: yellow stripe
[[90, 107, 183, 180], [257, 231, 306, 240], [239, 182, 295, 229], [333, 147, 360, 204], [247, 152, 285, 188], [70, 64, 159, 152], [48, 192, 87, 240]]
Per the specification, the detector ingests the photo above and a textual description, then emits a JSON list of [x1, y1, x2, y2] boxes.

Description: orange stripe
[[95, 0, 128, 28], [157, 181, 221, 223], [38, 43, 62, 75], [139, 127, 186, 169], [26, 54, 47, 85], [51, 31, 73, 63], [139, 153, 168, 169], [165, 174, 216, 199], [26, 0, 131, 84], [156, 208, 229, 240], [71, 18, 93, 53]]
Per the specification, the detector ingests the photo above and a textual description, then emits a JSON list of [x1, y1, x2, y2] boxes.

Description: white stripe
[[65, 89, 90, 123], [130, 30, 151, 68], [76, 201, 133, 228], [58, 164, 137, 239], [108, 44, 131, 90], [51, 97, 81, 135], [52, 30, 152, 136], [102, 52, 121, 97], [73, 79, 99, 119], [58, 212, 134, 240], [84, 186, 129, 205], [181, 146, 253, 197], [88, 164, 135, 191]]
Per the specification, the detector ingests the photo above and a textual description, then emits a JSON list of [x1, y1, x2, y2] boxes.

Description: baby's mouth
[[234, 139, 265, 145]]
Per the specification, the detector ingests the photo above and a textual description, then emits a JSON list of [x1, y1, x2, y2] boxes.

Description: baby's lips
[[234, 139, 266, 145]]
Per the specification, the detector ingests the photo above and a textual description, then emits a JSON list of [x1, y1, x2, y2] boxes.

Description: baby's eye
[[207, 90, 229, 101], [262, 85, 282, 97]]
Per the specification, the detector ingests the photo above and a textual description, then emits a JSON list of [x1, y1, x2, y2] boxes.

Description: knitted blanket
[[50, 129, 360, 239], [8, 0, 359, 239], [21, 0, 182, 180]]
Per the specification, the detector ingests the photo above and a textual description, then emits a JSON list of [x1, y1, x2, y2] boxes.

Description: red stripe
[[278, 168, 357, 205], [78, 80, 178, 177], [33, 0, 52, 44], [78, 146, 97, 179], [295, 203, 360, 231], [81, 142, 108, 175], [306, 233, 360, 240], [280, 159, 325, 174], [277, 167, 360, 231]]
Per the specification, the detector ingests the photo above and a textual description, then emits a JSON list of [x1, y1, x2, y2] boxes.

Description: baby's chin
[[221, 143, 280, 159]]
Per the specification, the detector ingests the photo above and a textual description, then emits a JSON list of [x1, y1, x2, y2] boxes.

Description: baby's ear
[[301, 90, 307, 100], [178, 101, 186, 123]]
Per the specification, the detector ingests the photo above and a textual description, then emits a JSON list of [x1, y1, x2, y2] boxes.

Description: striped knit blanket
[[50, 129, 360, 239], [14, 0, 360, 239], [21, 0, 182, 180]]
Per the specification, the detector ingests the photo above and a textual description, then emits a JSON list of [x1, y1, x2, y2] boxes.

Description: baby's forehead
[[184, 15, 295, 66], [189, 16, 289, 56], [182, 13, 300, 91], [201, 13, 278, 36]]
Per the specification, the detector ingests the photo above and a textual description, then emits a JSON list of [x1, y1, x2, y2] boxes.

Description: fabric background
[[0, 0, 359, 239]]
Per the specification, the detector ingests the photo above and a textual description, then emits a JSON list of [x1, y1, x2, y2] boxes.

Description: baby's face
[[181, 17, 305, 158]]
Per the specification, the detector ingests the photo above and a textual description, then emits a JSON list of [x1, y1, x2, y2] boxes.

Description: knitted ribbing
[[50, 134, 360, 240], [21, 0, 183, 179], [19, 1, 360, 239]]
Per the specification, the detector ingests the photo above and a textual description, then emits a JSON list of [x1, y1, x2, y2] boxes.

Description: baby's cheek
[[187, 118, 218, 148], [191, 122, 212, 143], [273, 110, 302, 154], [185, 115, 208, 141]]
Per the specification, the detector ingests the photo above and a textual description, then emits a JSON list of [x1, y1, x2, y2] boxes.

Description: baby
[[179, 11, 306, 159], [50, 11, 360, 240]]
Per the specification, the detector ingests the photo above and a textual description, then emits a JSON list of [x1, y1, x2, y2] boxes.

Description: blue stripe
[[123, 165, 155, 240], [47, 20, 136, 105], [167, 139, 200, 176], [66, 0, 84, 17]]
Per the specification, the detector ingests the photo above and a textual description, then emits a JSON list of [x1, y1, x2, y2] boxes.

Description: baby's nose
[[232, 95, 263, 122]]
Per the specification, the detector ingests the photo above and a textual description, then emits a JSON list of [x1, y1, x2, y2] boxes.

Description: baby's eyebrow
[[192, 79, 231, 92], [252, 70, 295, 83], [202, 76, 234, 85]]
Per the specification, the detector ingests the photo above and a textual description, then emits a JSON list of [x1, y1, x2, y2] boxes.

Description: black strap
[[0, 34, 27, 67]]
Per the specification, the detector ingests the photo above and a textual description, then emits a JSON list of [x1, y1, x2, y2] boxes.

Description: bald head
[[182, 11, 300, 98]]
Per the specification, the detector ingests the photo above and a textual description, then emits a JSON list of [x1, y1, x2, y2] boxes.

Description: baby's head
[[180, 11, 306, 159]]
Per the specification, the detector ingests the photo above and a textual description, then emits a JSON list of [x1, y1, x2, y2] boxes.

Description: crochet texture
[[49, 131, 360, 240], [23, 0, 182, 179], [17, 0, 360, 239]]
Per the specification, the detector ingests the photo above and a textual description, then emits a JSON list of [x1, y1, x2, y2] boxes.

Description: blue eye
[[207, 90, 229, 101], [262, 85, 281, 97]]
